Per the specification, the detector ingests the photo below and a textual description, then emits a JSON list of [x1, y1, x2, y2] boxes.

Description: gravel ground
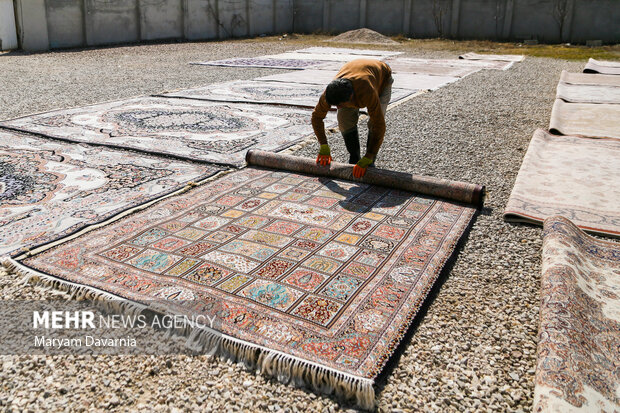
[[0, 38, 583, 412]]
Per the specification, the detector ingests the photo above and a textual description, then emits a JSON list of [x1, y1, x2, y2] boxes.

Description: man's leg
[[366, 77, 393, 166], [337, 107, 361, 164]]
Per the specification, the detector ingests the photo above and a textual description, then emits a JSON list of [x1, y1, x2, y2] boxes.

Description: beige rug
[[549, 98, 620, 139], [262, 52, 389, 62], [504, 129, 620, 237], [560, 70, 620, 87], [459, 52, 524, 62], [535, 216, 619, 411], [583, 58, 620, 75], [257, 70, 458, 91], [378, 58, 481, 77], [157, 80, 417, 108], [316, 58, 513, 72], [0, 97, 331, 167], [556, 81, 620, 104], [388, 57, 514, 70], [294, 47, 402, 57]]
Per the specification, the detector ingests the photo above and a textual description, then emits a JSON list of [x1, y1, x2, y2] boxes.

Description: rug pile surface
[[256, 70, 457, 91], [549, 98, 620, 139], [535, 216, 619, 412], [0, 97, 333, 167], [191, 57, 329, 70], [560, 70, 620, 87], [556, 82, 620, 104], [459, 52, 525, 62], [504, 129, 620, 237], [0, 130, 222, 257]]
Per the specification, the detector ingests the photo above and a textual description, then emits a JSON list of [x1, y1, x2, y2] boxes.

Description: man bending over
[[312, 58, 393, 178]]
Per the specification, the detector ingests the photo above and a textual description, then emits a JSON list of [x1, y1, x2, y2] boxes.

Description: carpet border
[[374, 204, 481, 386]]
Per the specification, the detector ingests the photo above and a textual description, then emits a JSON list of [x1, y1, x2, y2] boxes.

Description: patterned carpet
[[261, 52, 391, 62], [384, 57, 515, 71], [0, 130, 222, 257], [380, 58, 481, 77], [191, 48, 403, 69], [0, 97, 333, 167], [504, 129, 620, 237], [159, 80, 418, 108], [535, 216, 619, 412], [316, 57, 514, 72], [17, 164, 478, 406], [191, 57, 329, 70]]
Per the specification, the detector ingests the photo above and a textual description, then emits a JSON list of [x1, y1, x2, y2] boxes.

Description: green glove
[[319, 144, 331, 156], [356, 156, 373, 168]]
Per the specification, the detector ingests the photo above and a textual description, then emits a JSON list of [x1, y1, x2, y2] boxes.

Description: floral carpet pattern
[[504, 129, 620, 238], [0, 130, 221, 257], [159, 80, 417, 108], [535, 216, 619, 412], [22, 167, 476, 382], [0, 97, 332, 167]]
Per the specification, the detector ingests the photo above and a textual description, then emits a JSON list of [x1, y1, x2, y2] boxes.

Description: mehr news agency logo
[[32, 310, 216, 348]]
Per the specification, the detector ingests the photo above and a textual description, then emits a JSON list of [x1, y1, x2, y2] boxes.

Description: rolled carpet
[[246, 150, 485, 206]]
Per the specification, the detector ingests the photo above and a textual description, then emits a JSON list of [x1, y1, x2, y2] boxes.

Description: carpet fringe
[[1, 257, 376, 410]]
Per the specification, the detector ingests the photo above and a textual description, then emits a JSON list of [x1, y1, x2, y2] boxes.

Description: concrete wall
[[14, 0, 49, 51], [12, 0, 620, 51], [570, 0, 620, 44], [85, 0, 140, 45], [0, 0, 18, 50], [46, 0, 85, 48]]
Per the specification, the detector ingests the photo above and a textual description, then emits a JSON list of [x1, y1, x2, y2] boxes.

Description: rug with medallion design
[[0, 97, 333, 167], [6, 151, 482, 408], [535, 216, 619, 412], [0, 130, 223, 258]]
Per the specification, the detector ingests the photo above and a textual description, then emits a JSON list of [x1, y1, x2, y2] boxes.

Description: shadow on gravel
[[480, 206, 494, 216]]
